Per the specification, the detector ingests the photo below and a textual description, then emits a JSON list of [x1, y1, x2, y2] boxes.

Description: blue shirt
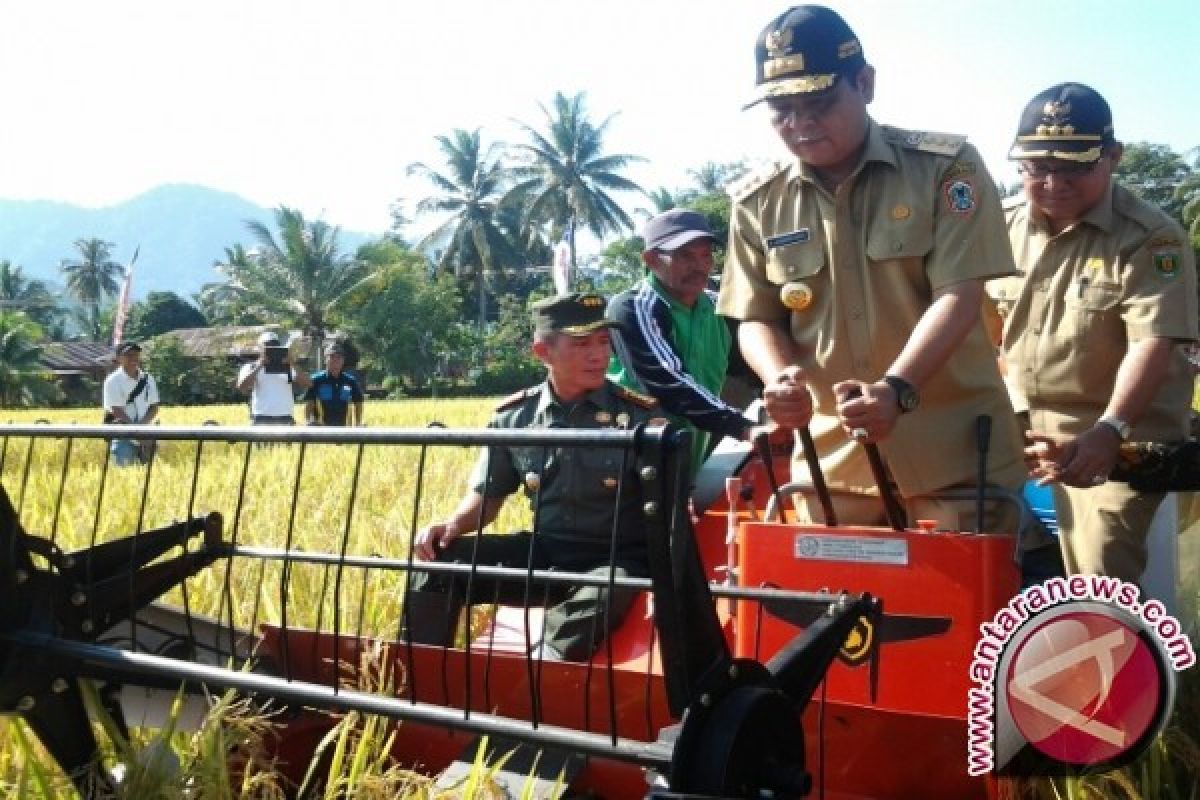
[[303, 370, 363, 426]]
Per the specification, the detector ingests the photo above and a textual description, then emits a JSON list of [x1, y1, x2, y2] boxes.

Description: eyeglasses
[[1017, 160, 1102, 180], [766, 83, 844, 127]]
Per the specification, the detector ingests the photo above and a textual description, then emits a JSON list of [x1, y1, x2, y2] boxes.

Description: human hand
[[761, 366, 813, 430], [1027, 426, 1120, 488], [833, 380, 900, 444], [414, 522, 459, 561]]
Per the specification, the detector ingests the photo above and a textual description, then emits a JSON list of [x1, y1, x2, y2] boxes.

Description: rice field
[[0, 399, 531, 798], [0, 399, 1196, 798]]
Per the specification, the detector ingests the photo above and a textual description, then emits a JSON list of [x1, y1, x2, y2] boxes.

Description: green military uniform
[[406, 292, 663, 661], [468, 379, 659, 559], [718, 121, 1028, 524], [991, 140, 1197, 581]]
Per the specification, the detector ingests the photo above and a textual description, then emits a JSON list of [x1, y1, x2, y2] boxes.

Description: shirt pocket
[[864, 205, 934, 265], [1062, 280, 1122, 350], [764, 237, 829, 322], [765, 237, 826, 285]]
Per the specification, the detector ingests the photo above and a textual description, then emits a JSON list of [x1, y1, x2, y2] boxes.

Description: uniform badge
[[602, 477, 618, 490], [780, 281, 814, 311], [595, 411, 612, 424], [891, 204, 911, 220], [524, 472, 541, 491], [765, 26, 792, 56], [765, 229, 810, 248], [942, 179, 976, 216], [615, 412, 630, 429], [1153, 250, 1181, 277]]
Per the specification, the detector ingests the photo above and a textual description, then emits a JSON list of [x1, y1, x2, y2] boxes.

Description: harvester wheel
[[669, 684, 809, 799]]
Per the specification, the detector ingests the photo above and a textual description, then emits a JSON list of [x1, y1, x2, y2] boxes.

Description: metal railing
[[0, 423, 859, 799]]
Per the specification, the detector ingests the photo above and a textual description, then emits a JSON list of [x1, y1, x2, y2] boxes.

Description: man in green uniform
[[717, 5, 1026, 530], [989, 83, 1198, 583], [409, 292, 661, 660]]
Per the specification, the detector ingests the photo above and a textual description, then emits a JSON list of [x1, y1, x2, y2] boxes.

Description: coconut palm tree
[[687, 161, 747, 195], [0, 311, 59, 407], [408, 128, 514, 329], [206, 207, 368, 367], [510, 91, 645, 270], [0, 260, 59, 332], [60, 238, 123, 341]]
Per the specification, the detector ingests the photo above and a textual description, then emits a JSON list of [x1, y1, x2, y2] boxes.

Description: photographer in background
[[103, 341, 160, 466], [304, 341, 364, 426], [236, 331, 312, 425]]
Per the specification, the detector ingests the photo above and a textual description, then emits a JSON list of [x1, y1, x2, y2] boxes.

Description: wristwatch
[[1096, 416, 1131, 441], [882, 375, 920, 413]]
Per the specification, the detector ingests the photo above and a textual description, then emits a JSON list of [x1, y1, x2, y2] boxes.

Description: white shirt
[[237, 363, 298, 417], [103, 368, 160, 422]]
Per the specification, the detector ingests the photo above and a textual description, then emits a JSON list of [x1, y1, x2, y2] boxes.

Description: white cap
[[258, 331, 281, 346]]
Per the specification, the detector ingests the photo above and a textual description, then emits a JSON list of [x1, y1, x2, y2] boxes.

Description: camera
[[263, 346, 290, 373]]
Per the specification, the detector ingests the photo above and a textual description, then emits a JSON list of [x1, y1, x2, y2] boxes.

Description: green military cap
[[532, 292, 616, 336]]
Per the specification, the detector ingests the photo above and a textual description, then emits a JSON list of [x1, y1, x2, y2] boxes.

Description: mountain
[[0, 185, 378, 298]]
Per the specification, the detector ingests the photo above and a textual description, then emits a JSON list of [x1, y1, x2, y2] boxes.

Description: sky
[[1, 0, 1198, 249]]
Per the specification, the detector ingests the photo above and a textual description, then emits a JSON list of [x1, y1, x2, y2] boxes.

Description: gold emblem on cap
[[602, 477, 618, 490], [1042, 99, 1071, 118], [595, 411, 612, 424], [524, 471, 541, 491], [780, 281, 814, 311], [891, 204, 911, 220], [580, 295, 603, 307], [765, 27, 793, 57]]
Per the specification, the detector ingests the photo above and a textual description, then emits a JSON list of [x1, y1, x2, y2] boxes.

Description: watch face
[[899, 390, 919, 412]]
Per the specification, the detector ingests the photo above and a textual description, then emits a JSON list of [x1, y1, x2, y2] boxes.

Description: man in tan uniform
[[717, 5, 1026, 530], [990, 83, 1198, 583]]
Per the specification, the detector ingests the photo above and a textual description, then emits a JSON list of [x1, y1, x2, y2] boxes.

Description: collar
[[786, 117, 896, 185], [1077, 180, 1116, 233], [534, 380, 610, 418]]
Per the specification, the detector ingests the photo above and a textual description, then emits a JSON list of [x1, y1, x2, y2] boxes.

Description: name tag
[[766, 229, 811, 248]]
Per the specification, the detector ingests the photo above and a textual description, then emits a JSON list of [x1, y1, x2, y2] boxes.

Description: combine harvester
[[0, 421, 1025, 798]]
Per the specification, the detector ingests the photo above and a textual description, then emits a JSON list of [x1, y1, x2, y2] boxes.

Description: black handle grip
[[844, 386, 906, 531]]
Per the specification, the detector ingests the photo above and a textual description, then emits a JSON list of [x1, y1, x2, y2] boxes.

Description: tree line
[[0, 88, 1196, 409]]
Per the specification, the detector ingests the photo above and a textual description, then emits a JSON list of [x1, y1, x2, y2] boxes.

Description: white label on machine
[[793, 534, 909, 566]]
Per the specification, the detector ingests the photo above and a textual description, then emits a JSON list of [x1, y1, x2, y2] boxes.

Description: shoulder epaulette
[[727, 161, 785, 201], [885, 126, 967, 157], [495, 387, 536, 411], [1113, 185, 1180, 235], [611, 383, 659, 410]]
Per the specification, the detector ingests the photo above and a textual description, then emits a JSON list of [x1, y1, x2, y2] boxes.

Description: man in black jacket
[[607, 209, 755, 476]]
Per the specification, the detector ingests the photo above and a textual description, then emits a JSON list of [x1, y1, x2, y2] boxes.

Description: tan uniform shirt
[[990, 182, 1198, 442], [718, 120, 1025, 497]]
